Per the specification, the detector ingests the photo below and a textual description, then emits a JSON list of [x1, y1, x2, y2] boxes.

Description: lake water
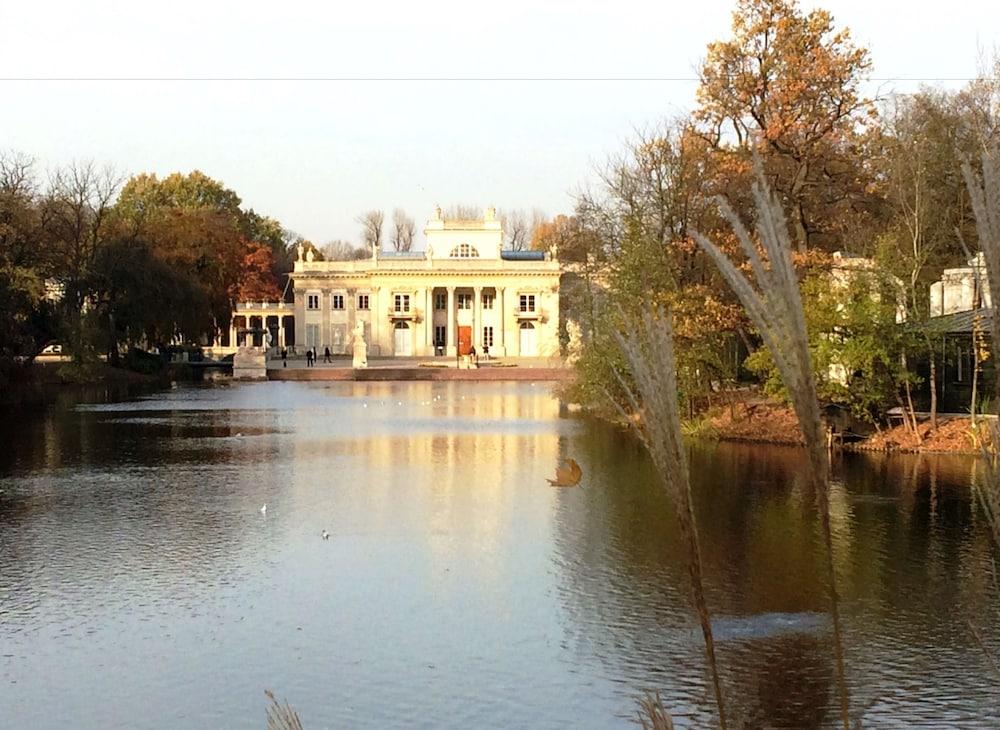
[[1, 381, 999, 728]]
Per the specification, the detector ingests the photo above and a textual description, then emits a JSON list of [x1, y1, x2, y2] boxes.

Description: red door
[[458, 326, 472, 355]]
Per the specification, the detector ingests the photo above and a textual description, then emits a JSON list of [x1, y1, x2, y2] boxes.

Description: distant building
[[929, 252, 990, 316], [287, 207, 562, 358]]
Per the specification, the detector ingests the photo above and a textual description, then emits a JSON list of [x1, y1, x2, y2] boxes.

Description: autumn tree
[[696, 0, 876, 252], [357, 210, 384, 252], [391, 208, 415, 251], [234, 242, 282, 302], [116, 171, 251, 341]]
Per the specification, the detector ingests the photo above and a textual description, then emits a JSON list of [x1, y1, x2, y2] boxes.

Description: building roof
[[501, 250, 546, 261], [927, 307, 993, 335]]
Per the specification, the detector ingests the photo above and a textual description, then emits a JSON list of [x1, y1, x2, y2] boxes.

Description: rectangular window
[[307, 294, 320, 310], [435, 325, 446, 347], [394, 294, 410, 312], [457, 293, 472, 310], [483, 326, 494, 348], [306, 324, 320, 348], [519, 294, 536, 312], [332, 294, 345, 310], [482, 293, 494, 310], [435, 293, 447, 310], [358, 294, 370, 310]]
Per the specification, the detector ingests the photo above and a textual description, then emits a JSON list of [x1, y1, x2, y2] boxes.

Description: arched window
[[449, 243, 480, 258]]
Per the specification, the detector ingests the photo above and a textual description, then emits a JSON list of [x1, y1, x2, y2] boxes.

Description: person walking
[[324, 346, 332, 364], [281, 347, 288, 368], [306, 348, 313, 367]]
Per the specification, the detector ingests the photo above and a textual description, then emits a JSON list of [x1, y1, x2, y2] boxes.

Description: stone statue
[[296, 242, 304, 261], [352, 320, 368, 368], [425, 243, 433, 260], [305, 247, 314, 263], [433, 205, 442, 221], [566, 319, 583, 366]]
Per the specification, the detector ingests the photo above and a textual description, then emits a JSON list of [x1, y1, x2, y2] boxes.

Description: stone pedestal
[[233, 346, 267, 380]]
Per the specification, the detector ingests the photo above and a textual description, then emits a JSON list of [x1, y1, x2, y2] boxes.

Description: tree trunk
[[929, 351, 938, 430], [972, 343, 980, 426]]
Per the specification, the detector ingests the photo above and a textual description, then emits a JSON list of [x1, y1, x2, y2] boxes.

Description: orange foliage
[[234, 241, 281, 302]]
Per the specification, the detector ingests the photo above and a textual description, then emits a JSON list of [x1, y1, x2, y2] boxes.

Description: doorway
[[458, 326, 472, 355], [394, 321, 412, 356], [518, 322, 536, 356]]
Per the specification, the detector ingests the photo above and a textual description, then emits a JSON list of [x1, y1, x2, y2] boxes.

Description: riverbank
[[698, 399, 989, 454]]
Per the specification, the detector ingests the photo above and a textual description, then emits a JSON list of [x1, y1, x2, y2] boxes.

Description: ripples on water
[[1, 381, 999, 728]]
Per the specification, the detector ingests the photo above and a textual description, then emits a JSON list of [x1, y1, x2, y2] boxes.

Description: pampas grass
[[635, 690, 676, 730], [963, 151, 1000, 408], [690, 166, 851, 730], [610, 309, 729, 730], [265, 689, 303, 730]]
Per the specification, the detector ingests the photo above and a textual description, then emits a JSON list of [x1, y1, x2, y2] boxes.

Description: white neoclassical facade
[[290, 207, 562, 358]]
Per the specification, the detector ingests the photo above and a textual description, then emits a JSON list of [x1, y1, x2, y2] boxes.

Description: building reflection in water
[[2, 382, 999, 728]]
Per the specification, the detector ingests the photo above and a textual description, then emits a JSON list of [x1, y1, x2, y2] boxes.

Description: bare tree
[[442, 204, 482, 220], [323, 239, 368, 261], [43, 161, 123, 360], [391, 208, 415, 252], [357, 210, 384, 252], [0, 151, 42, 270], [501, 208, 547, 251]]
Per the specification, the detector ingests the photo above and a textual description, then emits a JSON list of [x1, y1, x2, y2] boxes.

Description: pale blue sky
[[2, 0, 998, 246]]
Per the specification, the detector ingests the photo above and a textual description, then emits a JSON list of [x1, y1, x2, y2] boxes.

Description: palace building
[[287, 207, 562, 358]]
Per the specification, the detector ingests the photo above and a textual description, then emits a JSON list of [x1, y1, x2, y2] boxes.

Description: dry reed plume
[[690, 168, 851, 730], [966, 149, 1000, 553], [265, 689, 303, 730], [963, 151, 1000, 409], [610, 308, 728, 730], [635, 690, 676, 730]]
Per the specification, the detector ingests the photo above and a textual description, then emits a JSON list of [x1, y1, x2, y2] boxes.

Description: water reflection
[[1, 383, 998, 728]]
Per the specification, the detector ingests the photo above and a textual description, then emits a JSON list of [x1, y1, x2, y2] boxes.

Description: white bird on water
[[321, 530, 330, 540], [260, 504, 267, 515]]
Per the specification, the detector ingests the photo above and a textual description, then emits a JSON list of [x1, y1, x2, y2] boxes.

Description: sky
[[2, 0, 999, 248]]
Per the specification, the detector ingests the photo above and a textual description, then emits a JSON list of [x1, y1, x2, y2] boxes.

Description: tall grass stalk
[[610, 309, 728, 730], [963, 151, 1000, 408], [265, 689, 304, 730], [690, 168, 851, 730], [966, 150, 1000, 548], [635, 690, 676, 730]]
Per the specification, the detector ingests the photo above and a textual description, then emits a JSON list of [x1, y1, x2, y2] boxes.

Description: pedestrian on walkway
[[281, 347, 288, 367], [306, 348, 313, 367], [324, 346, 332, 364]]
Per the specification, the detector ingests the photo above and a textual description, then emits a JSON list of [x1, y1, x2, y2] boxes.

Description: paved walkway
[[267, 355, 572, 381]]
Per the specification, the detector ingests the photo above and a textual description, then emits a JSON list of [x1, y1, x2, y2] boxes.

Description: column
[[320, 290, 331, 351], [446, 286, 456, 357], [473, 286, 482, 349], [426, 287, 434, 352], [498, 287, 506, 356], [371, 287, 380, 356], [346, 288, 356, 355], [230, 323, 237, 350], [293, 292, 305, 353]]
